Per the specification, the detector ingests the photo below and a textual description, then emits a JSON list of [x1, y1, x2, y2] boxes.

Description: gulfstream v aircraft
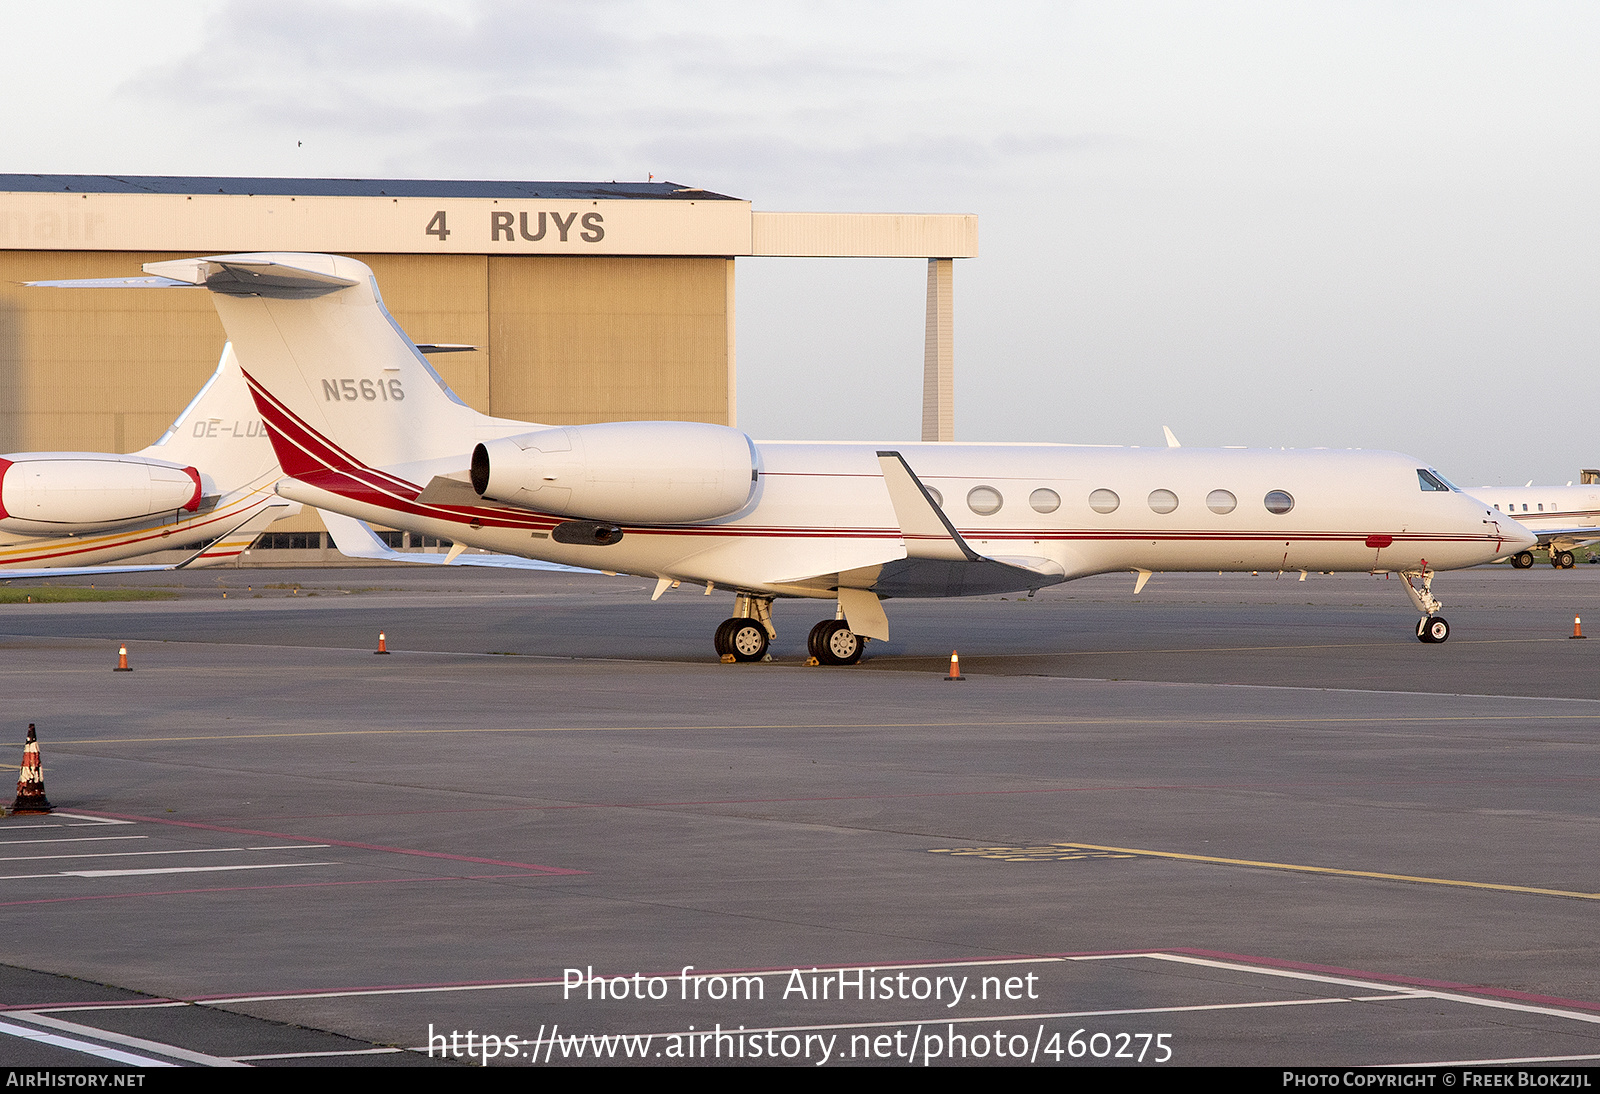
[[0, 344, 297, 576], [31, 253, 1532, 660]]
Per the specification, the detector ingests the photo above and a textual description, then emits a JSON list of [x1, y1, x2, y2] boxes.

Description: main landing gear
[[709, 595, 869, 664], [1511, 547, 1575, 569], [808, 618, 864, 665], [1401, 567, 1450, 644], [713, 593, 775, 662]]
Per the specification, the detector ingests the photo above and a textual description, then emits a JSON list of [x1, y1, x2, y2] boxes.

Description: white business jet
[[0, 344, 297, 576], [31, 254, 1531, 659], [1466, 484, 1600, 569]]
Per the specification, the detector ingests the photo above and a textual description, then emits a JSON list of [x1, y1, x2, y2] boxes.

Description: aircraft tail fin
[[138, 253, 528, 470], [135, 343, 278, 497]]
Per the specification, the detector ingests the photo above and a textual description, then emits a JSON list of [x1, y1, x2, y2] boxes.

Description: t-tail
[[137, 253, 532, 473]]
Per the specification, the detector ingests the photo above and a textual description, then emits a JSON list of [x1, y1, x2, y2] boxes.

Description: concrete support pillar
[[922, 257, 954, 442], [724, 257, 738, 428]]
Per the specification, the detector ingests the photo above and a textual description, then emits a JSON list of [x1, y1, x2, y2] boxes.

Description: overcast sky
[[3, 1, 1598, 485]]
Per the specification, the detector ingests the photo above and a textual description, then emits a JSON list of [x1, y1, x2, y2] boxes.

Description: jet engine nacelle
[[0, 453, 203, 534], [471, 422, 759, 525]]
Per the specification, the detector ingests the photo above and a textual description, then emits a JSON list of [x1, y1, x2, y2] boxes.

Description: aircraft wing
[[0, 564, 176, 579], [0, 503, 287, 579], [1526, 526, 1600, 549], [318, 511, 594, 572], [771, 452, 1068, 601]]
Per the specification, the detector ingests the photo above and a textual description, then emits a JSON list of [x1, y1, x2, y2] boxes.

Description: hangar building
[[0, 175, 976, 551]]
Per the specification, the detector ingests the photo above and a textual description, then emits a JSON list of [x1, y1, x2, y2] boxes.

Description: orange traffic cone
[[375, 631, 390, 655], [1573, 615, 1587, 639], [114, 645, 131, 671], [11, 724, 52, 815], [945, 650, 965, 681]]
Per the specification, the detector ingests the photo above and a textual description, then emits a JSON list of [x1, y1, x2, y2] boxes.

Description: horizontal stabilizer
[[414, 475, 483, 507], [22, 275, 194, 289], [142, 255, 360, 297]]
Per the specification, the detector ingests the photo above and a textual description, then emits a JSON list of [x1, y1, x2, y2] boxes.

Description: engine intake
[[472, 422, 759, 525]]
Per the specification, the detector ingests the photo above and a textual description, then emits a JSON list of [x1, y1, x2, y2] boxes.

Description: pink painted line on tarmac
[[0, 998, 181, 1011], [1146, 947, 1600, 1015], [248, 773, 1600, 821], [0, 872, 543, 912], [68, 809, 585, 875], [175, 953, 1094, 1005]]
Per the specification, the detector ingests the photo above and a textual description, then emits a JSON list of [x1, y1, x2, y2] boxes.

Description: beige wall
[[0, 250, 733, 455], [486, 256, 731, 425], [0, 251, 228, 455]]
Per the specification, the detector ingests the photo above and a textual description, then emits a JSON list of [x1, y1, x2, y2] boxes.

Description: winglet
[[876, 451, 974, 562]]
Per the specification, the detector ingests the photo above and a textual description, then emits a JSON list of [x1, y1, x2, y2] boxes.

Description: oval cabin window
[[1264, 490, 1295, 514], [1206, 489, 1237, 514], [1029, 488, 1061, 514], [1088, 488, 1120, 514], [1148, 489, 1179, 514], [967, 486, 1003, 516]]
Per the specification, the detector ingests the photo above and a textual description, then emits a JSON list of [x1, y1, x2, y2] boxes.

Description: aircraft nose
[[1494, 511, 1538, 553]]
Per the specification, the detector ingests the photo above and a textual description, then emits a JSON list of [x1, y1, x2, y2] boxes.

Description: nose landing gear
[[1401, 567, 1450, 643], [1416, 615, 1451, 643]]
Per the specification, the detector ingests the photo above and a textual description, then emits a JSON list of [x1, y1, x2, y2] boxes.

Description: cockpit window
[[1417, 469, 1453, 492]]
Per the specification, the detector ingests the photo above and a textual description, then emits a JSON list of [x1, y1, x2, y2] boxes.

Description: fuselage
[[281, 441, 1527, 598]]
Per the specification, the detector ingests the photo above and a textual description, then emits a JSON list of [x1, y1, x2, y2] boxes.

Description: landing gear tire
[[1416, 616, 1450, 644], [812, 620, 864, 665], [726, 620, 770, 662], [806, 619, 828, 661], [713, 618, 739, 657], [1557, 550, 1577, 569], [1512, 551, 1535, 569]]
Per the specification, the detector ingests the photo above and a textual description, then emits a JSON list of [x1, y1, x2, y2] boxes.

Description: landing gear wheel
[[1557, 550, 1576, 569], [807, 619, 829, 661], [813, 620, 864, 665], [727, 620, 770, 662], [1416, 616, 1450, 644], [713, 618, 739, 657], [1512, 551, 1535, 569]]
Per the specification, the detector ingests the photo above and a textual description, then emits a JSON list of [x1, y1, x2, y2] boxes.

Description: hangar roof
[[0, 175, 740, 201]]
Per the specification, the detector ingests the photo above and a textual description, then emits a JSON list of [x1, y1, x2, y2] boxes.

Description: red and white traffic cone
[[375, 631, 391, 655], [114, 645, 131, 671], [11, 724, 52, 815], [945, 650, 965, 681], [1572, 615, 1587, 639]]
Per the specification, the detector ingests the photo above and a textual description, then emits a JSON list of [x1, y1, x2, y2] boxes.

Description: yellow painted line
[[999, 637, 1583, 658], [37, 711, 1600, 747], [1061, 842, 1600, 901]]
